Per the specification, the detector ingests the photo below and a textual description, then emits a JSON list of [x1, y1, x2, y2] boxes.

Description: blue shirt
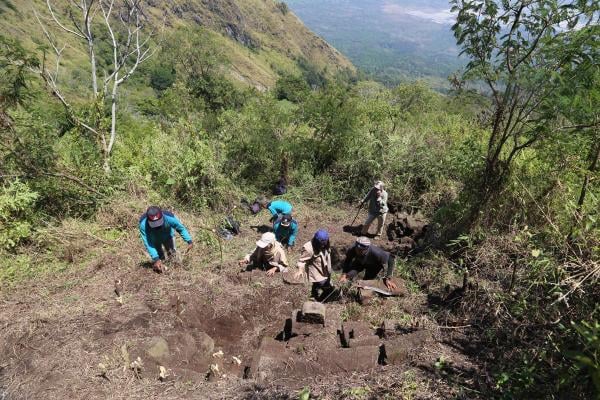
[[267, 200, 293, 217], [139, 211, 192, 261], [273, 218, 299, 246]]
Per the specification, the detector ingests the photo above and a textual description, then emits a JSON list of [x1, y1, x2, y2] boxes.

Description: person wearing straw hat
[[239, 232, 289, 276], [360, 180, 388, 238]]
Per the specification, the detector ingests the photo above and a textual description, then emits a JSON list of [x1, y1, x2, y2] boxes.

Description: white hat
[[374, 181, 384, 190], [356, 236, 371, 247], [256, 232, 276, 248]]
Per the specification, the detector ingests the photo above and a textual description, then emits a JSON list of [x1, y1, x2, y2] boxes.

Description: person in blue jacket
[[258, 197, 293, 223], [139, 206, 193, 273], [273, 213, 299, 248]]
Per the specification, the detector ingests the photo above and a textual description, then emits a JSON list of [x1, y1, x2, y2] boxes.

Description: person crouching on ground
[[295, 229, 334, 301], [139, 206, 193, 273], [339, 236, 397, 291], [360, 180, 388, 238], [273, 213, 298, 249], [239, 232, 289, 276], [257, 196, 293, 223]]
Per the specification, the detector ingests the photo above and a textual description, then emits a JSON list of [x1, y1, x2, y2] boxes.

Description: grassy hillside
[[0, 0, 354, 90]]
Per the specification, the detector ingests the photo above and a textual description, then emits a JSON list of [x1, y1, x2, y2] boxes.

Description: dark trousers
[[156, 237, 177, 260], [311, 278, 334, 301]]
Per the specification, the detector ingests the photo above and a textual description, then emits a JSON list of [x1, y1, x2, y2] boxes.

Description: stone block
[[381, 330, 432, 365], [248, 337, 291, 382], [379, 319, 400, 338], [299, 301, 326, 325], [340, 321, 374, 347], [317, 345, 382, 372], [282, 271, 305, 285]]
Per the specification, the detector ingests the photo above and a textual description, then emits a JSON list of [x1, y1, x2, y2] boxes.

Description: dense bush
[[0, 180, 38, 250]]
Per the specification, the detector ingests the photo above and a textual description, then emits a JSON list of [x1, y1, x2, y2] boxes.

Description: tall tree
[[34, 0, 155, 172], [451, 0, 599, 205]]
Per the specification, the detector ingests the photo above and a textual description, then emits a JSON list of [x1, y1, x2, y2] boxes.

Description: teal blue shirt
[[273, 218, 299, 246], [139, 212, 192, 261], [267, 200, 293, 217]]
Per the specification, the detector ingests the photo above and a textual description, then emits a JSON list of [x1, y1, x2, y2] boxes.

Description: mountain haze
[[285, 0, 463, 87]]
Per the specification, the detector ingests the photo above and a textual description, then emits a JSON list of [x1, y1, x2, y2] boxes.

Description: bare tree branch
[[46, 0, 85, 39]]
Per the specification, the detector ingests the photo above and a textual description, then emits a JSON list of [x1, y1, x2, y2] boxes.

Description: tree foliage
[[451, 0, 600, 202]]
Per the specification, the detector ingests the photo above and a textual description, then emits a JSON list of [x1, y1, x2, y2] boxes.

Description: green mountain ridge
[[0, 0, 355, 90]]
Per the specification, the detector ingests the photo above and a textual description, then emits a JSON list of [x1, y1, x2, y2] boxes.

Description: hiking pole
[[350, 202, 364, 226]]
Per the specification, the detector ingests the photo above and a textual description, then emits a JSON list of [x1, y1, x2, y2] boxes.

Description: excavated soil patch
[[0, 202, 479, 399]]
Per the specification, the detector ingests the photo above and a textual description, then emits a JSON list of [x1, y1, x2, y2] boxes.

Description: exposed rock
[[381, 330, 432, 365], [282, 271, 305, 285], [299, 302, 326, 325], [317, 345, 382, 372], [146, 337, 170, 361], [340, 321, 374, 347]]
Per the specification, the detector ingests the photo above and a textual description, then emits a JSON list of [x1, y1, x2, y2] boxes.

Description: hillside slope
[[0, 0, 354, 90]]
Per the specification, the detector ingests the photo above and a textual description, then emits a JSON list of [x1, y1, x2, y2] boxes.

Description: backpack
[[250, 202, 261, 215], [273, 178, 287, 195]]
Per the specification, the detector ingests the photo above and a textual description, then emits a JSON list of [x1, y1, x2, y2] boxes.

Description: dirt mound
[[386, 211, 429, 254]]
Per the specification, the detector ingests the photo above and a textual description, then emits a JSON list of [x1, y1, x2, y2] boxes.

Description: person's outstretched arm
[[139, 219, 160, 261], [361, 188, 373, 205], [288, 222, 299, 246], [168, 214, 193, 244]]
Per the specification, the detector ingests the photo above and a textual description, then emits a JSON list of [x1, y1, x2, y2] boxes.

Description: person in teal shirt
[[257, 197, 293, 222], [273, 213, 299, 248], [139, 206, 193, 273]]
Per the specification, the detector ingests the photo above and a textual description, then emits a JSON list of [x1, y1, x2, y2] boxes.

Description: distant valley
[[285, 0, 464, 88]]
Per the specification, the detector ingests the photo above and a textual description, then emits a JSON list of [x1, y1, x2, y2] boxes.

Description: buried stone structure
[[247, 301, 433, 384]]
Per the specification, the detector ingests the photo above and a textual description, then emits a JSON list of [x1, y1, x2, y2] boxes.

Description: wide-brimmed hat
[[146, 206, 164, 228], [256, 232, 276, 248]]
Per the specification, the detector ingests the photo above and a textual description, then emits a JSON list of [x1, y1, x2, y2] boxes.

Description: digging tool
[[350, 202, 365, 226], [356, 284, 392, 296], [351, 187, 375, 226]]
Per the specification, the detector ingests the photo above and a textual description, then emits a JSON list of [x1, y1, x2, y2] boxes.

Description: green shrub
[[0, 180, 38, 250]]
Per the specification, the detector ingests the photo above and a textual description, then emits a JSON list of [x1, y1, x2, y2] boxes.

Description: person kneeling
[[295, 229, 335, 301], [339, 236, 397, 291], [239, 232, 289, 276], [274, 213, 299, 249]]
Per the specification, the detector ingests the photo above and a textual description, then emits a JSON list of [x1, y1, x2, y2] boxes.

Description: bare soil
[[0, 202, 483, 399]]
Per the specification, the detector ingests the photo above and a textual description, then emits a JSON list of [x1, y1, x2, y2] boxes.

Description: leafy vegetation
[[0, 0, 599, 398]]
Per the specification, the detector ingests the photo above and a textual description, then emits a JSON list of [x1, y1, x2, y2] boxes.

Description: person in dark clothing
[[339, 236, 397, 291]]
